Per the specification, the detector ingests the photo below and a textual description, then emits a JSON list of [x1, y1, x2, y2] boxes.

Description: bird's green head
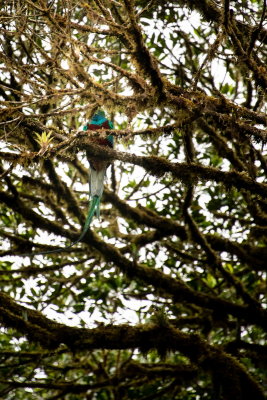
[[93, 110, 106, 120]]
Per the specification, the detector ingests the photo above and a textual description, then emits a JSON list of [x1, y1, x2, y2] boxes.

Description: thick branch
[[78, 141, 267, 198], [0, 291, 264, 399]]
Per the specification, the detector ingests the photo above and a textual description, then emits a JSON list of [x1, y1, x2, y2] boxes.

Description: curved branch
[[0, 292, 264, 399], [78, 142, 267, 198]]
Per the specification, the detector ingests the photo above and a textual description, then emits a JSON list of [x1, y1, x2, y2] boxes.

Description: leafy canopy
[[0, 0, 267, 399]]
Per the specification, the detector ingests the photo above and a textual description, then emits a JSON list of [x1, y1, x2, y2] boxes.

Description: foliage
[[0, 0, 267, 399]]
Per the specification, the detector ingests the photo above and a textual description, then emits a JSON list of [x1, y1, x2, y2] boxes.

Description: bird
[[81, 109, 114, 236], [21, 110, 114, 257]]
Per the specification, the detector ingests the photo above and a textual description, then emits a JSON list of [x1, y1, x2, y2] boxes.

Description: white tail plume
[[90, 168, 106, 199]]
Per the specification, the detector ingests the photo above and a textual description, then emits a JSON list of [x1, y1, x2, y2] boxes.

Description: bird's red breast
[[86, 121, 113, 148], [87, 120, 111, 130]]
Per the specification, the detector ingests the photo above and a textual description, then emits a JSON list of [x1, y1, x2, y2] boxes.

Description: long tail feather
[[20, 195, 101, 257], [74, 195, 100, 243], [90, 168, 105, 198], [59, 195, 100, 249]]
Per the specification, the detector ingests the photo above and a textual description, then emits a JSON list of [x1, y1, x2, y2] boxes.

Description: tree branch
[[0, 291, 264, 399]]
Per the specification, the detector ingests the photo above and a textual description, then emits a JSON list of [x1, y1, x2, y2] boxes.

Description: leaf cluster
[[0, 0, 267, 399]]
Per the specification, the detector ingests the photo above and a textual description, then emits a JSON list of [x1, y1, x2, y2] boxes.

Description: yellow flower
[[34, 131, 54, 155]]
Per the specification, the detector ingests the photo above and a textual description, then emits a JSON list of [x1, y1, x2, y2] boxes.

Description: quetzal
[[79, 109, 114, 239], [24, 110, 114, 256]]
